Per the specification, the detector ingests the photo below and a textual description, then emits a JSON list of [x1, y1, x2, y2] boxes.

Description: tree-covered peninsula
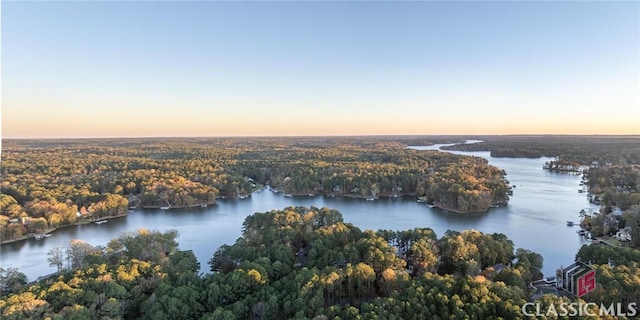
[[1, 137, 509, 243], [2, 206, 630, 319]]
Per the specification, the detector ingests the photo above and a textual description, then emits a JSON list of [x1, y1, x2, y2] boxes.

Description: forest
[[1, 137, 510, 243], [3, 135, 639, 319], [576, 163, 640, 245], [1, 206, 634, 319]]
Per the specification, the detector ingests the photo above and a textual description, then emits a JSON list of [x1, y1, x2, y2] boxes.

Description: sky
[[2, 1, 639, 138]]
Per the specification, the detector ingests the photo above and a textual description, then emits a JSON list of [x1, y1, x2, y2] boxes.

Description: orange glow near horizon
[[3, 104, 639, 139], [3, 1, 638, 139]]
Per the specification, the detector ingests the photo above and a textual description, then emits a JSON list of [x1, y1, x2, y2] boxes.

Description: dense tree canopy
[[580, 166, 640, 246], [1, 137, 510, 243], [3, 207, 625, 319], [575, 244, 640, 310]]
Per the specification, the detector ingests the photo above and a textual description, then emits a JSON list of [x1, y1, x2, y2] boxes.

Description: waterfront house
[[614, 227, 631, 242]]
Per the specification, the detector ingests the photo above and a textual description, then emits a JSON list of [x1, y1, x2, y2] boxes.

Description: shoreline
[[282, 192, 411, 199], [543, 168, 582, 173], [273, 192, 497, 214], [1, 192, 492, 246], [431, 201, 491, 214], [140, 201, 217, 209], [1, 213, 129, 246]]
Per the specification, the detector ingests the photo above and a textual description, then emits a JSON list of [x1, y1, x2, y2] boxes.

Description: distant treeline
[[442, 135, 640, 165]]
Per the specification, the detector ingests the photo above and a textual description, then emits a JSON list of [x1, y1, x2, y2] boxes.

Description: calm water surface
[[1, 143, 597, 279]]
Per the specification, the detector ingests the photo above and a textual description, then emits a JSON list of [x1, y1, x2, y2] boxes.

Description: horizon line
[[3, 133, 640, 140]]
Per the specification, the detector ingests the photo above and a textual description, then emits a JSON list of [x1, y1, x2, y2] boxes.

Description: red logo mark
[[577, 269, 596, 297]]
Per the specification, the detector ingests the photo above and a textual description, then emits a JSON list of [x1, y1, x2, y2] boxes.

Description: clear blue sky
[[2, 1, 639, 138]]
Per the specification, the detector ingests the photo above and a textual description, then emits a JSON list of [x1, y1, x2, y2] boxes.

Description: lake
[[1, 142, 598, 279]]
